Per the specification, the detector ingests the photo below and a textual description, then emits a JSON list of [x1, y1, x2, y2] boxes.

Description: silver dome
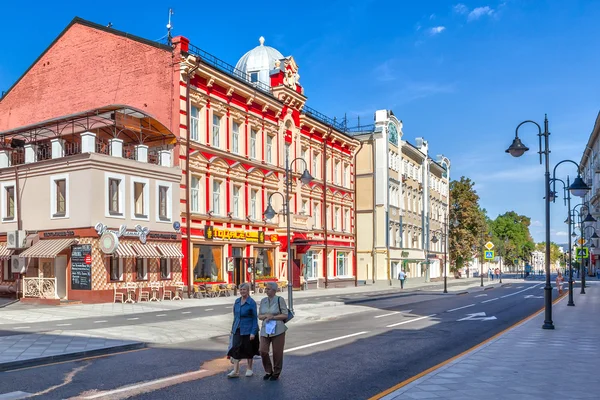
[[235, 37, 284, 88]]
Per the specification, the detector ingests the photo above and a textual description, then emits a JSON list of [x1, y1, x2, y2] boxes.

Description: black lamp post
[[571, 203, 596, 295], [431, 214, 456, 294], [506, 115, 555, 329], [263, 146, 313, 313], [480, 231, 492, 287], [551, 177, 574, 305]]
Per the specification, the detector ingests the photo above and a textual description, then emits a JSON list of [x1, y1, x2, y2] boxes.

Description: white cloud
[[453, 3, 468, 14], [531, 220, 542, 227], [556, 231, 568, 237], [468, 6, 494, 21], [428, 26, 446, 36]]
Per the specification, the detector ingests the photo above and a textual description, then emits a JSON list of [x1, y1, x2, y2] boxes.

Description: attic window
[[249, 72, 259, 83]]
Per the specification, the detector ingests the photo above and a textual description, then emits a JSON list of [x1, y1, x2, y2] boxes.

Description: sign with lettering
[[71, 244, 92, 290], [204, 226, 267, 244], [95, 223, 150, 244], [43, 230, 75, 238]]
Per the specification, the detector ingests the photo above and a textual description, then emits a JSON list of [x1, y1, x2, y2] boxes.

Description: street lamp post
[[550, 177, 574, 305], [480, 231, 491, 287], [432, 214, 455, 294], [579, 219, 598, 295], [506, 115, 555, 329], [571, 203, 596, 295], [263, 146, 313, 313]]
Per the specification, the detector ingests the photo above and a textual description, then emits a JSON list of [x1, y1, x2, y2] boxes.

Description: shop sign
[[71, 244, 92, 290], [401, 251, 409, 257], [95, 223, 150, 244], [205, 226, 265, 244], [42, 230, 75, 238], [270, 234, 279, 242], [147, 233, 178, 240]]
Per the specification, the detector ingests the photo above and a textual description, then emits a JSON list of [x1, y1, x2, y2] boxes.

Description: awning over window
[[19, 239, 77, 258], [0, 243, 14, 260], [132, 243, 162, 258], [156, 244, 184, 259], [114, 243, 137, 258]]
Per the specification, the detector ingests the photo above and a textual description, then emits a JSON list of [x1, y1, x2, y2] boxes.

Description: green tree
[[449, 177, 487, 274], [490, 211, 535, 267], [535, 242, 562, 265]]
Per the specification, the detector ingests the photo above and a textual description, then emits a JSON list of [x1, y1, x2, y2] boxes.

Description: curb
[[0, 342, 146, 372], [0, 299, 19, 308]]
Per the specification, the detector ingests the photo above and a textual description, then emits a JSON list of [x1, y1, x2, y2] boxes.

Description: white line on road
[[475, 294, 488, 298], [127, 318, 139, 321], [81, 370, 208, 399], [181, 311, 192, 314], [56, 323, 72, 326], [481, 298, 499, 303], [205, 308, 214, 311], [94, 320, 107, 324], [447, 304, 475, 312], [0, 391, 33, 400], [517, 286, 523, 288], [12, 327, 30, 330], [387, 315, 436, 328], [156, 314, 167, 317], [284, 331, 369, 353], [501, 284, 540, 299], [374, 311, 400, 319]]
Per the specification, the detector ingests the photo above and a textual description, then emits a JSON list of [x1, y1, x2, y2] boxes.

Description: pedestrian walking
[[556, 270, 565, 295], [227, 283, 259, 378], [398, 270, 406, 289], [494, 268, 500, 280], [489, 268, 494, 281], [258, 281, 289, 381]]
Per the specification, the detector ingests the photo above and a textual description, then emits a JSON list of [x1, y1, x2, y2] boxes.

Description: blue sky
[[1, 0, 599, 243]]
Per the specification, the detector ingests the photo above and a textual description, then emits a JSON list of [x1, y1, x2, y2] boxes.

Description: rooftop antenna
[[107, 22, 113, 28], [166, 8, 174, 46]]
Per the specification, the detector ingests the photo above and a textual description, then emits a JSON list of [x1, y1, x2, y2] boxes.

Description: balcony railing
[[22, 277, 57, 299]]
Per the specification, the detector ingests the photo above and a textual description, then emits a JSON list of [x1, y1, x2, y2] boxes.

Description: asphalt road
[[0, 279, 492, 336], [0, 281, 564, 400]]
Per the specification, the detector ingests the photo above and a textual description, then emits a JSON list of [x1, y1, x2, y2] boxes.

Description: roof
[[235, 37, 285, 88]]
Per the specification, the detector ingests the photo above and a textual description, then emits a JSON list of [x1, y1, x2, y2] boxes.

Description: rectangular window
[[334, 161, 340, 185], [233, 185, 241, 218], [136, 258, 148, 280], [109, 257, 122, 281], [191, 176, 200, 213], [343, 165, 348, 187], [344, 209, 350, 232], [160, 258, 171, 280], [266, 135, 273, 163], [313, 202, 320, 228], [249, 71, 259, 83], [3, 184, 15, 221], [301, 200, 308, 215], [158, 186, 169, 220], [134, 182, 145, 217], [250, 189, 258, 220], [212, 114, 221, 147], [232, 122, 240, 154], [327, 205, 331, 229], [336, 252, 348, 276], [334, 207, 340, 230], [304, 251, 319, 279], [54, 179, 66, 216], [212, 180, 221, 215], [190, 106, 200, 141], [108, 178, 120, 215], [250, 129, 257, 159], [3, 260, 13, 281], [312, 153, 318, 176], [301, 148, 307, 164], [193, 245, 223, 282]]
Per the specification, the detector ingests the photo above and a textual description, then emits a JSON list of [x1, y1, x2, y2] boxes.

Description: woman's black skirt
[[227, 329, 259, 360]]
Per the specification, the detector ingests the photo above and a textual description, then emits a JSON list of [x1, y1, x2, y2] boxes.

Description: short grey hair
[[265, 281, 278, 291], [239, 282, 250, 291]]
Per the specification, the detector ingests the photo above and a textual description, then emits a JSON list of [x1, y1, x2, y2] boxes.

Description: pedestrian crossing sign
[[484, 250, 494, 260], [576, 247, 589, 260]]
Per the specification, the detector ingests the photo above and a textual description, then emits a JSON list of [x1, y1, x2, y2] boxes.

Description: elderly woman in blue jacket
[[227, 282, 259, 378]]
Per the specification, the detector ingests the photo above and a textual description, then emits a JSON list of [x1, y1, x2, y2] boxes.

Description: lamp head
[[432, 236, 438, 244], [506, 137, 529, 157], [592, 232, 599, 239], [584, 213, 597, 223], [263, 204, 277, 220], [548, 191, 557, 202], [568, 175, 590, 198], [300, 169, 313, 185]]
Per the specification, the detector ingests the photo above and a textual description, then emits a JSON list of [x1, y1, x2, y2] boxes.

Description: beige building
[[354, 110, 450, 283]]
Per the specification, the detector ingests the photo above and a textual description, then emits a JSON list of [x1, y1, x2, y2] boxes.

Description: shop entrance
[[233, 257, 255, 287]]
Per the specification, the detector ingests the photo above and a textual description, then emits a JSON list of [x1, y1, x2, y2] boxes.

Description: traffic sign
[[578, 238, 585, 246], [484, 250, 495, 260], [484, 241, 494, 250], [576, 247, 589, 260]]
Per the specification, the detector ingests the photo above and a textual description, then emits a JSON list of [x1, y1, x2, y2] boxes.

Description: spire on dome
[[259, 36, 265, 46]]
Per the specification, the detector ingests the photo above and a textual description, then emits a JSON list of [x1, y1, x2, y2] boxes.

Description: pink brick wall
[[0, 22, 175, 133]]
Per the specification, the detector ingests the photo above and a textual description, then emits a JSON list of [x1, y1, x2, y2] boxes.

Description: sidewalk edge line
[[0, 342, 147, 372], [368, 291, 569, 400]]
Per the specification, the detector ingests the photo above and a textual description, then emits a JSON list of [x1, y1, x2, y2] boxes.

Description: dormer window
[[249, 71, 259, 83]]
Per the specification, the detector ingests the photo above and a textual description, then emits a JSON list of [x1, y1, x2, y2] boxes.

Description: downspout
[[371, 134, 377, 284], [323, 127, 332, 288], [185, 60, 200, 297], [15, 165, 22, 298], [353, 139, 365, 287]]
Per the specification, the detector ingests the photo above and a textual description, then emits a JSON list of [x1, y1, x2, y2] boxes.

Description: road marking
[[12, 327, 30, 330], [93, 320, 107, 324], [501, 284, 540, 299], [457, 312, 497, 321], [80, 369, 208, 399], [127, 318, 139, 321], [182, 311, 192, 314], [481, 298, 499, 303], [284, 331, 369, 353], [447, 304, 475, 312], [56, 323, 72, 326], [524, 295, 544, 299], [386, 315, 436, 328], [0, 391, 33, 399], [205, 308, 214, 311], [475, 294, 487, 298], [374, 311, 400, 319], [156, 314, 166, 317], [517, 286, 523, 288]]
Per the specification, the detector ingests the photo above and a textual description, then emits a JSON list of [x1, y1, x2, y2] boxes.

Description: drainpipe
[[15, 164, 22, 298], [371, 134, 377, 284], [323, 127, 332, 288], [353, 139, 365, 287], [185, 60, 200, 297]]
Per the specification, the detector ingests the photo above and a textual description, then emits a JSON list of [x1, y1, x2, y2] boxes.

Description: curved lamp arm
[[549, 177, 567, 205], [506, 120, 543, 163], [263, 192, 287, 220]]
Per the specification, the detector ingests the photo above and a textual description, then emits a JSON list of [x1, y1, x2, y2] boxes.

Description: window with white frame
[[304, 251, 319, 279], [191, 176, 200, 213], [212, 114, 221, 147], [312, 152, 319, 176], [232, 185, 241, 218], [343, 164, 349, 187], [232, 122, 240, 154], [250, 129, 257, 159], [334, 161, 340, 185], [266, 135, 273, 163], [301, 200, 308, 215], [190, 106, 200, 141], [389, 226, 395, 247], [327, 205, 332, 229], [301, 147, 307, 165], [50, 174, 69, 219], [334, 207, 340, 230], [160, 258, 171, 279], [250, 189, 258, 220], [336, 252, 349, 276], [212, 180, 221, 215], [131, 178, 150, 220], [344, 209, 350, 232], [136, 258, 148, 281], [105, 173, 125, 218], [313, 202, 320, 228], [109, 256, 123, 281], [156, 181, 172, 222]]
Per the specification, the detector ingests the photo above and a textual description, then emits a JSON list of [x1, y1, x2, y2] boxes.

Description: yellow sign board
[[485, 241, 494, 250], [204, 226, 272, 244]]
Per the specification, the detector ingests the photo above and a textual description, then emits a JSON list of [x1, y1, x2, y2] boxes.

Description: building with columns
[[354, 110, 450, 283]]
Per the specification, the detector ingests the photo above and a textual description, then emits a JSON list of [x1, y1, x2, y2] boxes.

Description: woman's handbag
[[278, 296, 294, 323]]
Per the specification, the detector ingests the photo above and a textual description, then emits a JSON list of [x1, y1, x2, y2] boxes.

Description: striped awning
[[114, 243, 137, 258], [156, 244, 184, 259], [19, 238, 77, 258], [132, 243, 162, 258], [0, 244, 14, 260]]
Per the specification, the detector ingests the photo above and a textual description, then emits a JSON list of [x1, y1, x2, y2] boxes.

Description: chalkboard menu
[[71, 244, 92, 290]]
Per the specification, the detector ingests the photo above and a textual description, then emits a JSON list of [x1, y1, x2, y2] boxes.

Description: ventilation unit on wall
[[10, 255, 26, 274], [7, 230, 27, 249]]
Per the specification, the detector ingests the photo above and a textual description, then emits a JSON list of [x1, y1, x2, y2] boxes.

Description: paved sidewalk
[[380, 284, 600, 400]]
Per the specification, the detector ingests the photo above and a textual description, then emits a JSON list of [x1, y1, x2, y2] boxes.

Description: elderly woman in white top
[[258, 281, 288, 381]]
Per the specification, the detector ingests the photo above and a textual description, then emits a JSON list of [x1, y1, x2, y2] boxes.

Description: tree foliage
[[448, 177, 487, 272], [535, 242, 562, 265], [489, 211, 535, 267]]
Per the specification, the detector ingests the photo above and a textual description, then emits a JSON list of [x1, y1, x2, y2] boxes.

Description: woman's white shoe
[[245, 369, 253, 377], [227, 370, 240, 378]]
